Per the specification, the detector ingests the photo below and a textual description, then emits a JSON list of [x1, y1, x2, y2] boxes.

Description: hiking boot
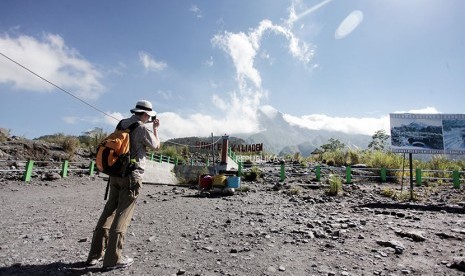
[[85, 257, 102, 266], [102, 257, 134, 271]]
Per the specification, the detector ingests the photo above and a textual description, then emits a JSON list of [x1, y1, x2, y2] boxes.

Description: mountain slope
[[236, 109, 372, 156]]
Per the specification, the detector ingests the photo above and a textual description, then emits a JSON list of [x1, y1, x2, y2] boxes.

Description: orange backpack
[[96, 121, 140, 177]]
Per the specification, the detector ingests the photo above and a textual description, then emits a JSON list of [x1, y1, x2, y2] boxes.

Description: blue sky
[[1, 0, 464, 140]]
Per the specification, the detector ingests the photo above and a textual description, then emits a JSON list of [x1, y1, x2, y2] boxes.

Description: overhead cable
[[1, 51, 223, 149], [0, 51, 119, 122]]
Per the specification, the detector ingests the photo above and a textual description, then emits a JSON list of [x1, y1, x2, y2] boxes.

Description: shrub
[[236, 185, 250, 193], [244, 166, 261, 181], [327, 174, 343, 196], [320, 150, 346, 166], [380, 187, 396, 198], [243, 159, 253, 168], [346, 149, 360, 165], [287, 187, 301, 196], [62, 136, 79, 160], [325, 159, 335, 166], [160, 145, 185, 164], [424, 155, 462, 180], [380, 187, 419, 202], [363, 151, 404, 169], [0, 128, 10, 142], [395, 191, 419, 202]]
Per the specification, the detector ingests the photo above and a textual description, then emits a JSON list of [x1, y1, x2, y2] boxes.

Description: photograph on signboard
[[390, 114, 444, 153], [443, 119, 465, 152]]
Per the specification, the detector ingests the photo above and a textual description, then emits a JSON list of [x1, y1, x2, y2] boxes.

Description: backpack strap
[[115, 120, 141, 132], [115, 120, 123, 130], [127, 121, 141, 132]]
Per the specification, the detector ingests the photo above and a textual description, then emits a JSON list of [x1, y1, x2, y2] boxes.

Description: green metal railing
[[2, 152, 463, 188]]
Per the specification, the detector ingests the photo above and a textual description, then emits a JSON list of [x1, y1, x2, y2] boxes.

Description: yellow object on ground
[[212, 174, 227, 187]]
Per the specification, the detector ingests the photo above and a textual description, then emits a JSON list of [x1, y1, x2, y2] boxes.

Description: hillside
[[238, 108, 372, 156]]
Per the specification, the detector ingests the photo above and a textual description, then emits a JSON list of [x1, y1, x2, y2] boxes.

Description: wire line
[[1, 51, 222, 149], [165, 137, 222, 148], [0, 51, 119, 122]]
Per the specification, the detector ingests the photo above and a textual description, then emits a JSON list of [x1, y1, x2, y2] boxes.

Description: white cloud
[[283, 113, 390, 136], [209, 80, 220, 88], [212, 31, 262, 89], [212, 18, 315, 89], [145, 106, 442, 140], [282, 107, 442, 136], [287, 0, 333, 27], [156, 90, 173, 100], [205, 7, 317, 139], [335, 10, 364, 39], [190, 5, 203, 19], [203, 56, 214, 67], [394, 107, 440, 114], [0, 33, 105, 99], [104, 112, 124, 126], [139, 51, 167, 72], [259, 105, 279, 119], [63, 116, 80, 124], [62, 111, 123, 130], [157, 109, 260, 140]]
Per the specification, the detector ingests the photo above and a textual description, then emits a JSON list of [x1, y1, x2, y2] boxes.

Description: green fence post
[[453, 171, 460, 189], [23, 160, 34, 182], [61, 160, 69, 178], [380, 168, 387, 183], [415, 168, 422, 186], [190, 159, 194, 166], [280, 161, 285, 182], [150, 152, 154, 161], [159, 154, 163, 163], [315, 165, 321, 182], [175, 157, 178, 165], [89, 160, 95, 176], [346, 166, 352, 184], [238, 161, 242, 177], [206, 158, 209, 167]]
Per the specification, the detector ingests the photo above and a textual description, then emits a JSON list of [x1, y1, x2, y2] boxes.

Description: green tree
[[82, 127, 107, 153], [368, 130, 390, 151], [320, 138, 345, 152], [0, 128, 10, 142]]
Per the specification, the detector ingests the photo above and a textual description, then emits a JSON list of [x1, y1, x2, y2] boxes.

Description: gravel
[[1, 174, 465, 276]]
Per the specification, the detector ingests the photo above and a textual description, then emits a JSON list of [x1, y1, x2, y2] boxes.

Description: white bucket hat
[[130, 100, 156, 116]]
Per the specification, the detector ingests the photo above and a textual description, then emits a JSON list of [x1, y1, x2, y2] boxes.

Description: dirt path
[[0, 176, 464, 276]]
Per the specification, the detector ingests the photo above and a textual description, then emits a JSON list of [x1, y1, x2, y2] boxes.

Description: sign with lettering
[[390, 113, 465, 154], [195, 142, 264, 152]]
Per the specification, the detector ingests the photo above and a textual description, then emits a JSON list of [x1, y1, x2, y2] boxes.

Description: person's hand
[[152, 118, 160, 129], [129, 183, 141, 200]]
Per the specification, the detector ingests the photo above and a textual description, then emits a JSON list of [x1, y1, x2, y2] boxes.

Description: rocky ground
[[1, 171, 465, 276], [1, 136, 465, 275]]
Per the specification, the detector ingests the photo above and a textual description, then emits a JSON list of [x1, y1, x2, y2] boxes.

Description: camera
[[148, 115, 157, 123]]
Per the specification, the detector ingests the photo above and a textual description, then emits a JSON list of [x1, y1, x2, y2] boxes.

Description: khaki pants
[[87, 172, 142, 266]]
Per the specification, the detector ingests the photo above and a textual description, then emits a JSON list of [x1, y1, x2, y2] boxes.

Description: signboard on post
[[390, 113, 465, 154]]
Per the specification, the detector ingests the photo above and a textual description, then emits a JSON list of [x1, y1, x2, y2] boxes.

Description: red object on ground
[[199, 175, 213, 189]]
